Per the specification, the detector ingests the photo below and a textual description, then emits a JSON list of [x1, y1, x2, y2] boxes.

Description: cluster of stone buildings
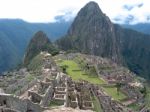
[[0, 52, 94, 112], [91, 85, 127, 112], [82, 54, 145, 104], [0, 52, 148, 112]]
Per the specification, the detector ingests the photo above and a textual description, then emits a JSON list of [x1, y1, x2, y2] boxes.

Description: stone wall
[[26, 99, 45, 112], [40, 86, 54, 107], [0, 93, 46, 112], [0, 94, 27, 112]]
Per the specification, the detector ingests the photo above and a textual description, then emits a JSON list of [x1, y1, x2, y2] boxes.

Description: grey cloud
[[123, 2, 144, 11], [54, 15, 66, 22], [123, 5, 134, 11], [54, 11, 74, 22], [147, 16, 150, 21], [124, 15, 134, 24], [113, 15, 135, 24], [137, 3, 143, 8], [113, 17, 122, 22]]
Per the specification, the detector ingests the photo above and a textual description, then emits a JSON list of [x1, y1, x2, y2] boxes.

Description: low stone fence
[[5, 78, 37, 95], [0, 94, 27, 112], [26, 99, 44, 112], [0, 93, 49, 112], [15, 79, 37, 96], [40, 86, 54, 107]]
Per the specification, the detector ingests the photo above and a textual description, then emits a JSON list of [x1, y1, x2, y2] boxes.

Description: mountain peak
[[77, 1, 103, 18], [57, 1, 122, 63], [24, 31, 50, 65], [32, 31, 50, 42], [84, 1, 101, 11]]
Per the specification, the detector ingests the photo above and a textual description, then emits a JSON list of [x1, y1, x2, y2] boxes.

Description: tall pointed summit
[[24, 31, 51, 65], [57, 1, 150, 79], [57, 1, 122, 62]]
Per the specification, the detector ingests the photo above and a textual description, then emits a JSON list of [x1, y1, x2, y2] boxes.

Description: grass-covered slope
[[55, 53, 127, 102], [27, 53, 44, 71], [57, 60, 105, 84], [102, 86, 126, 101]]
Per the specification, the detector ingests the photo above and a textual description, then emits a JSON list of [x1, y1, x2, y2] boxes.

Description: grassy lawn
[[92, 95, 103, 112], [25, 74, 34, 82], [127, 103, 140, 111], [102, 86, 127, 101], [57, 60, 105, 84], [49, 100, 64, 107], [28, 54, 43, 71]]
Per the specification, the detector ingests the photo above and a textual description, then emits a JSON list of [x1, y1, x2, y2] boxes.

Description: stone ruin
[[67, 80, 94, 110], [0, 69, 95, 111], [1, 52, 144, 112], [91, 85, 126, 112]]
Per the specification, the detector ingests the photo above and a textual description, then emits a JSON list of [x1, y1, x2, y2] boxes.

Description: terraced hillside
[[53, 53, 150, 111], [0, 52, 148, 112], [55, 54, 127, 101], [57, 60, 105, 84]]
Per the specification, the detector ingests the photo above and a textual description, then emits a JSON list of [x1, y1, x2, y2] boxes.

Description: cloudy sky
[[0, 0, 149, 24]]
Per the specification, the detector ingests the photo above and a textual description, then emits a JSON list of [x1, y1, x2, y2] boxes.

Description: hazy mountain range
[[1, 2, 150, 80], [0, 19, 71, 73], [122, 23, 150, 35]]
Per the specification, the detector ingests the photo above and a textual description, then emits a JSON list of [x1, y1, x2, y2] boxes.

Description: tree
[[61, 65, 68, 73], [116, 82, 122, 95], [140, 86, 147, 98]]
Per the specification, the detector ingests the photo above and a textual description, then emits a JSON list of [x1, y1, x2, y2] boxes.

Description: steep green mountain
[[57, 1, 150, 79], [122, 23, 150, 35], [0, 19, 70, 73], [0, 19, 70, 55], [24, 31, 57, 65], [57, 2, 122, 63], [0, 31, 20, 72], [116, 26, 150, 79]]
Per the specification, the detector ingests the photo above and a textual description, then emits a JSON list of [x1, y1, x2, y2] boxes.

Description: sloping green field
[[57, 60, 105, 84], [57, 59, 126, 101], [102, 86, 127, 101]]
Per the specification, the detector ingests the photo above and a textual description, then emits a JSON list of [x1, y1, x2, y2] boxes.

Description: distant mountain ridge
[[0, 31, 20, 72], [122, 23, 150, 35], [0, 19, 71, 73], [57, 1, 150, 79]]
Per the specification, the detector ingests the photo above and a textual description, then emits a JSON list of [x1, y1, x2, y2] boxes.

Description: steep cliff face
[[57, 1, 150, 79], [57, 2, 122, 63], [113, 24, 150, 78], [24, 31, 51, 65]]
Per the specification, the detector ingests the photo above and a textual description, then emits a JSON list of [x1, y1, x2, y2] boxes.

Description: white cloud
[[0, 0, 150, 24], [98, 0, 150, 24]]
